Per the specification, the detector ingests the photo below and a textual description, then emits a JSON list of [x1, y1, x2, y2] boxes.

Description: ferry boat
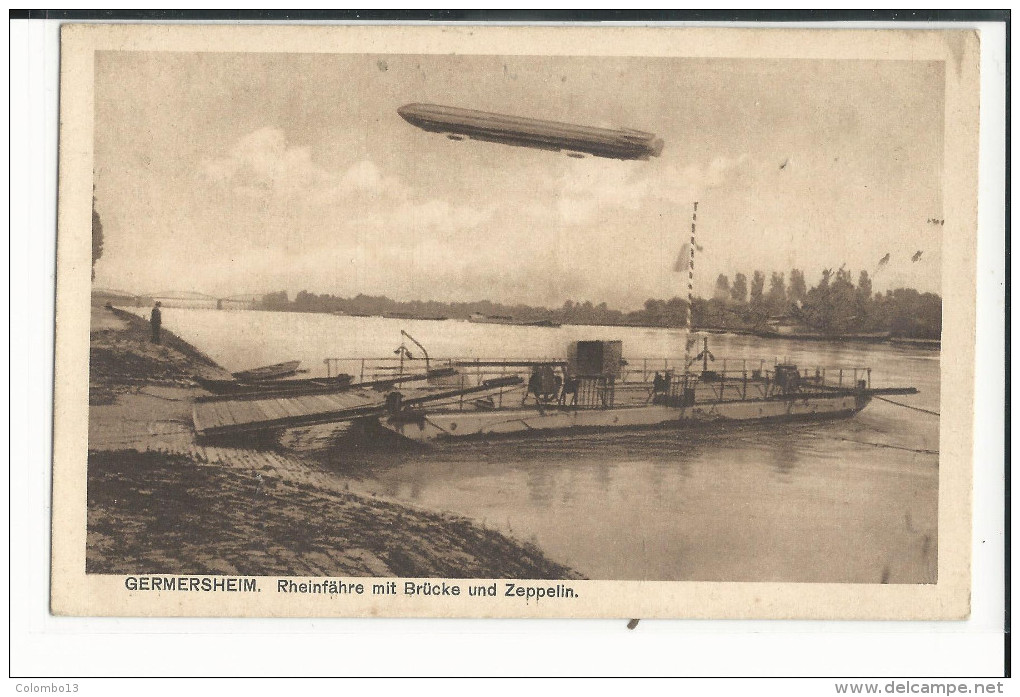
[[370, 338, 917, 444], [192, 336, 917, 445]]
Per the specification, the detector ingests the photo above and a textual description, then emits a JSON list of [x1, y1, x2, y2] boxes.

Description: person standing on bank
[[150, 301, 162, 344]]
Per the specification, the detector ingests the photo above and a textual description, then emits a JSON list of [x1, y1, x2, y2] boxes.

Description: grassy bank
[[87, 305, 578, 579]]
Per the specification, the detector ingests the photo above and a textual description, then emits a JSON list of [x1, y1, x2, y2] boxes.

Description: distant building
[[764, 314, 810, 336]]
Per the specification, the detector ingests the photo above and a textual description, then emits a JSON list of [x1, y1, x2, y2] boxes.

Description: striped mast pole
[[684, 202, 698, 371]]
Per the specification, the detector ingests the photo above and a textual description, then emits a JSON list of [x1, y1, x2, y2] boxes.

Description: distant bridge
[[92, 287, 260, 309]]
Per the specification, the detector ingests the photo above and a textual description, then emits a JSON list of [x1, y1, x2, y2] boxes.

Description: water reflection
[[325, 416, 937, 582], [525, 465, 556, 506], [767, 432, 800, 477]]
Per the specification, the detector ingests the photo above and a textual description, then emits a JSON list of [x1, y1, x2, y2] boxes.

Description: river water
[[138, 308, 940, 584]]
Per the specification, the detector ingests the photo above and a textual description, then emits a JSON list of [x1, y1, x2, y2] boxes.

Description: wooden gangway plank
[[261, 398, 290, 419], [276, 397, 305, 419], [193, 388, 424, 436], [192, 378, 523, 438], [193, 389, 389, 437]]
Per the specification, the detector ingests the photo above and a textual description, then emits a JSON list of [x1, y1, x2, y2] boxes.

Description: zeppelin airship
[[397, 103, 664, 161]]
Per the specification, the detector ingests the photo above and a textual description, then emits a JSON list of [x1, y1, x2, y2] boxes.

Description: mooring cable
[[832, 436, 939, 456], [873, 394, 940, 416]]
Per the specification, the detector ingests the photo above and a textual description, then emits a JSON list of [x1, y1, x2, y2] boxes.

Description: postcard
[[52, 23, 978, 618]]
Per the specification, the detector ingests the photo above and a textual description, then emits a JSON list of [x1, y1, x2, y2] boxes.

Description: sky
[[93, 51, 945, 310]]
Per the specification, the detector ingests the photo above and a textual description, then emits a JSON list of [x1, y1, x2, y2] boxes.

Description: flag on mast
[[673, 241, 704, 272]]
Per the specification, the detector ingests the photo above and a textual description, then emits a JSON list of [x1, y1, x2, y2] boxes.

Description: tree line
[[258, 266, 941, 339], [698, 267, 940, 338]]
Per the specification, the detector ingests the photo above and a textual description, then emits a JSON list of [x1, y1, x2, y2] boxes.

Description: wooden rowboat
[[231, 360, 301, 382]]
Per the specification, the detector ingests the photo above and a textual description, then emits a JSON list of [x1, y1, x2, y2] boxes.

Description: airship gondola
[[397, 103, 664, 161]]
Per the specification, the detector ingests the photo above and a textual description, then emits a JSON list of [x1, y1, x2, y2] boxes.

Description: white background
[[7, 15, 1008, 683]]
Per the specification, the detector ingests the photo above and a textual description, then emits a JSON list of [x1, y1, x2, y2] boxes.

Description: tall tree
[[767, 272, 787, 313], [730, 272, 748, 304], [802, 266, 858, 334], [827, 267, 858, 333], [714, 273, 731, 300], [749, 270, 766, 307], [855, 270, 874, 329], [818, 268, 833, 291], [91, 195, 103, 281], [856, 270, 873, 302], [788, 268, 807, 304]]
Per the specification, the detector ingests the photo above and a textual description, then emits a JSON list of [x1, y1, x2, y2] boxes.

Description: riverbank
[[87, 305, 578, 579]]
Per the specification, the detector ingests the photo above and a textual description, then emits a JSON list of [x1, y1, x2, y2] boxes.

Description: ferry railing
[[324, 356, 870, 383], [615, 357, 871, 386], [656, 363, 873, 405], [323, 356, 563, 384], [574, 377, 615, 409], [322, 356, 873, 409]]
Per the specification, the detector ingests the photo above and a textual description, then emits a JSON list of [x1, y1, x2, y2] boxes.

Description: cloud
[[198, 127, 403, 206], [197, 130, 489, 239], [340, 160, 383, 192], [537, 154, 751, 226], [199, 127, 330, 196]]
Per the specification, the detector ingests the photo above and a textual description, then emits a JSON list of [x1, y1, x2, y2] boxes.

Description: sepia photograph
[[50, 23, 980, 619]]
